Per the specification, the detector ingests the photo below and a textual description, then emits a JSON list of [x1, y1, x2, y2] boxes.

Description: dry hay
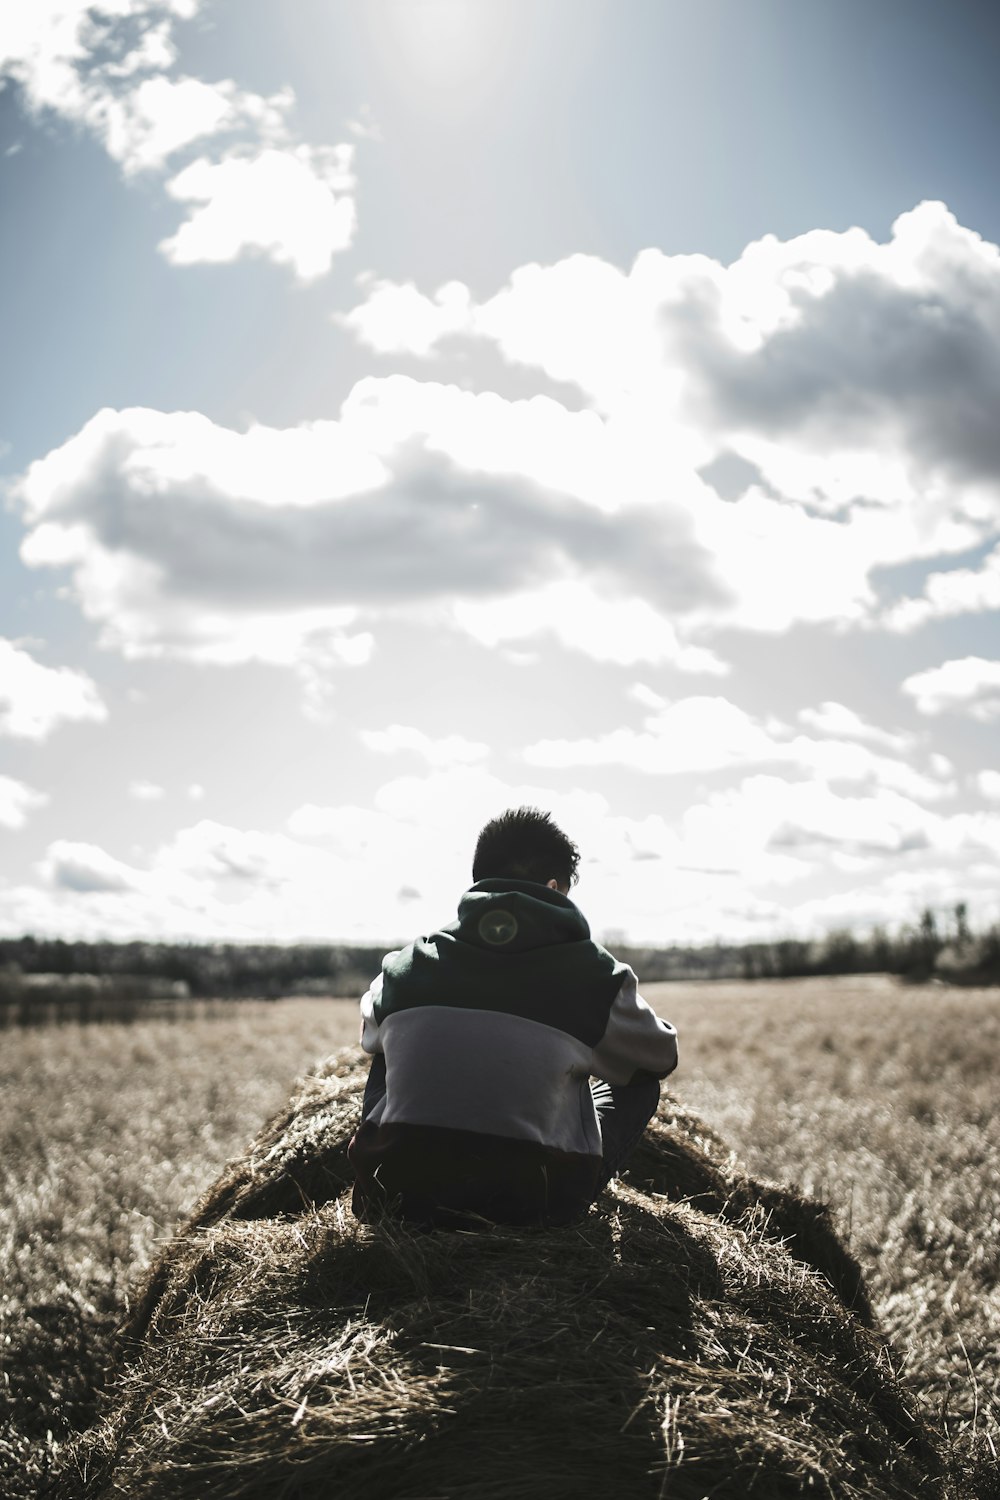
[[53, 1051, 983, 1500]]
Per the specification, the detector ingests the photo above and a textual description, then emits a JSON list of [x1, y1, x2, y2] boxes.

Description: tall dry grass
[[1, 977, 997, 1496], [653, 974, 1000, 1460], [0, 999, 360, 1496]]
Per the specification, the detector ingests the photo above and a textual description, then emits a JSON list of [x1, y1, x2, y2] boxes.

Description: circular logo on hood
[[478, 908, 518, 946]]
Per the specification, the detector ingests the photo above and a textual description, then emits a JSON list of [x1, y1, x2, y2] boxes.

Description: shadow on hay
[[53, 1051, 982, 1500]]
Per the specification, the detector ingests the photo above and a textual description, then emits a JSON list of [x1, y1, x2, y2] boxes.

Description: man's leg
[[591, 1072, 660, 1195]]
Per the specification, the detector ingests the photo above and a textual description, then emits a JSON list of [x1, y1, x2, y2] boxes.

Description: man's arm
[[589, 970, 678, 1084], [359, 970, 385, 1054], [358, 970, 389, 1124]]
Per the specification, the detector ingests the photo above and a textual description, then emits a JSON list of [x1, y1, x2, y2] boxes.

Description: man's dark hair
[[472, 807, 580, 889]]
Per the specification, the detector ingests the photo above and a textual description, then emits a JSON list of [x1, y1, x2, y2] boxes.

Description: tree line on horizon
[[0, 903, 998, 1019]]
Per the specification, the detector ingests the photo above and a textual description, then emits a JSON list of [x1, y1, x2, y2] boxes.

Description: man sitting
[[349, 806, 678, 1227]]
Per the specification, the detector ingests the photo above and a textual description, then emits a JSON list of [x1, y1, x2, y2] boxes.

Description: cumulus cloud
[[678, 777, 936, 894], [0, 638, 106, 739], [18, 813, 460, 942], [5, 763, 997, 943], [0, 2, 195, 120], [976, 770, 1000, 802], [341, 278, 473, 356], [797, 701, 912, 751], [161, 144, 355, 279], [24, 821, 347, 940], [101, 17, 177, 78], [283, 765, 998, 940], [884, 543, 1000, 631], [15, 406, 385, 668], [43, 840, 139, 893], [97, 76, 293, 174], [0, 774, 48, 830], [901, 657, 1000, 721], [282, 769, 703, 941], [452, 581, 730, 672], [13, 397, 724, 670], [345, 202, 1000, 628], [347, 202, 1000, 495], [527, 696, 776, 777], [15, 341, 995, 686], [673, 772, 1000, 934], [525, 693, 955, 802], [11, 179, 1000, 681], [0, 2, 357, 276], [2, 4, 228, 168]]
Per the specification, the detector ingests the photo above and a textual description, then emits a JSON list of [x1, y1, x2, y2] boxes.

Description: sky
[[1, 0, 1000, 949]]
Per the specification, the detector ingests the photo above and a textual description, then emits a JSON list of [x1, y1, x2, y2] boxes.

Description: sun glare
[[364, 0, 521, 109]]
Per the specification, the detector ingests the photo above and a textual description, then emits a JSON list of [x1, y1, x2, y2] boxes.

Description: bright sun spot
[[366, 0, 520, 108]]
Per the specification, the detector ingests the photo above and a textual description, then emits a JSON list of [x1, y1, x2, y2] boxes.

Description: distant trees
[[1, 936, 394, 996], [616, 905, 1000, 986], [1, 903, 998, 1020]]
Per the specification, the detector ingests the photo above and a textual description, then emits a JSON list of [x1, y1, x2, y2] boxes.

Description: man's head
[[472, 807, 580, 893]]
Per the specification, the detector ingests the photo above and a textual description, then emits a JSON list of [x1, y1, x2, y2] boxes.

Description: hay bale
[[58, 1052, 961, 1500]]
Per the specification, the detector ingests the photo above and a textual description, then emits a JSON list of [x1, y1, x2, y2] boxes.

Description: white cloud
[[102, 18, 176, 77], [525, 693, 955, 802], [797, 701, 911, 751], [26, 821, 343, 939], [347, 252, 666, 413], [1, 3, 357, 278], [360, 725, 489, 767], [884, 544, 1000, 632], [282, 766, 997, 940], [16, 377, 995, 708], [341, 278, 472, 355], [672, 773, 1000, 931], [0, 4, 196, 120], [42, 840, 139, 893], [286, 769, 691, 940], [15, 406, 384, 670], [12, 188, 1000, 689], [975, 770, 1000, 802], [740, 776, 935, 858], [347, 202, 1000, 503], [97, 75, 292, 174], [160, 144, 356, 279], [782, 733, 955, 802], [345, 202, 1000, 629], [4, 765, 998, 944], [453, 581, 729, 672], [341, 374, 625, 515], [527, 696, 777, 776], [163, 820, 303, 887], [0, 775, 48, 830], [13, 397, 723, 672], [21, 816, 443, 942], [128, 778, 165, 801], [901, 657, 1000, 721], [629, 683, 668, 711], [0, 637, 106, 739]]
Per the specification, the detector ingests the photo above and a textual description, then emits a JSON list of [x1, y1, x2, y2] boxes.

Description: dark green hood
[[377, 880, 628, 1049], [449, 878, 591, 953]]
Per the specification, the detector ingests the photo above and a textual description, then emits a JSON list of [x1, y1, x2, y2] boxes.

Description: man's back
[[349, 875, 678, 1226]]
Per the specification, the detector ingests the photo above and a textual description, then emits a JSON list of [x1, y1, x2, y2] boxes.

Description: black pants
[[360, 1055, 659, 1203]]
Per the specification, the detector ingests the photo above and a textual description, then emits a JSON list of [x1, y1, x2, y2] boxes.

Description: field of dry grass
[[2, 975, 997, 1496]]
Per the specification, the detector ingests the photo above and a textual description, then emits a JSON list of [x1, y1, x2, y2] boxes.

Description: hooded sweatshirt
[[348, 878, 678, 1226]]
